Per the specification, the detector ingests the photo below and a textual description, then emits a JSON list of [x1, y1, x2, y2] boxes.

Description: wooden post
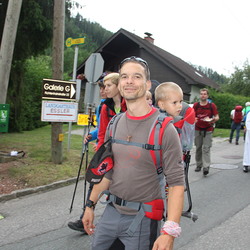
[[51, 0, 65, 164]]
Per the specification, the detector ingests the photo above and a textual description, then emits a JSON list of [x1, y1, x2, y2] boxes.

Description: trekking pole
[[83, 105, 96, 208], [83, 141, 89, 208], [69, 143, 87, 213], [181, 151, 198, 222], [69, 104, 95, 213]]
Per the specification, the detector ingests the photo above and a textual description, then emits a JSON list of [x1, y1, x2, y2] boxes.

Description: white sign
[[41, 101, 78, 122]]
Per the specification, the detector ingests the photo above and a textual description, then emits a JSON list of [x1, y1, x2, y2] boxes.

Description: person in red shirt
[[96, 73, 126, 150], [193, 88, 219, 176]]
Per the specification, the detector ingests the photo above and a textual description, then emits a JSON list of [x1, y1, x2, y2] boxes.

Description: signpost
[[65, 37, 85, 48], [65, 36, 85, 150], [42, 79, 76, 101], [84, 53, 104, 109], [84, 53, 104, 83]]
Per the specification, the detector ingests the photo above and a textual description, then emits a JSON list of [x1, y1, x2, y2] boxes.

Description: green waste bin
[[0, 104, 10, 132]]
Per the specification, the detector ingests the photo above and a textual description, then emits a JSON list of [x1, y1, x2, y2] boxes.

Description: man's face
[[118, 62, 150, 101], [200, 90, 208, 102]]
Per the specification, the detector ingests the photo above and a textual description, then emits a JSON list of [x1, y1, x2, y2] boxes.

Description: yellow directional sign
[[65, 37, 85, 48], [77, 114, 97, 126]]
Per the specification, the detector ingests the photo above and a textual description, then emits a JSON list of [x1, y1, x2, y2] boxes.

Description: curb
[[0, 176, 84, 202]]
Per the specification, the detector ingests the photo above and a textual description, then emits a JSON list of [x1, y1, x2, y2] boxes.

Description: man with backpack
[[193, 88, 219, 176], [82, 56, 185, 250], [229, 105, 244, 145]]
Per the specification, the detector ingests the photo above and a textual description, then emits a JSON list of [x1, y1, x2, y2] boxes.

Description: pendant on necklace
[[126, 135, 132, 142]]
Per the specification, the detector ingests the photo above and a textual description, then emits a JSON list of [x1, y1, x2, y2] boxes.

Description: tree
[[0, 0, 23, 104], [192, 64, 229, 86], [51, 0, 65, 164], [223, 61, 250, 97]]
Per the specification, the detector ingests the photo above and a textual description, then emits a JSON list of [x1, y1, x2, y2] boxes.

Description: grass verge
[[0, 124, 95, 189]]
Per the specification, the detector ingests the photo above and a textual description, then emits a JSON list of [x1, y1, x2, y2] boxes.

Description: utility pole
[[51, 0, 65, 164], [0, 0, 23, 104]]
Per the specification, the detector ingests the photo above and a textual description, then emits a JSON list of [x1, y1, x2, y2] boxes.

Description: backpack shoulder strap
[[107, 112, 124, 138], [193, 102, 199, 111], [148, 112, 173, 175], [210, 102, 213, 117]]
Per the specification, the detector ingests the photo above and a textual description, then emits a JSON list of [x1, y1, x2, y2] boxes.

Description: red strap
[[148, 116, 172, 168]]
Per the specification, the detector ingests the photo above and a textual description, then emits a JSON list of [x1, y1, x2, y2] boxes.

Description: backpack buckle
[[144, 144, 154, 150], [157, 167, 163, 175], [144, 144, 161, 151], [114, 196, 126, 206]]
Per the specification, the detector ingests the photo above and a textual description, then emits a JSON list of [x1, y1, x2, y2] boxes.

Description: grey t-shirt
[[105, 108, 184, 214]]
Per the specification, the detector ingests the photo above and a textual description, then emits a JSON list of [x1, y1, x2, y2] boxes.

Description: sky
[[73, 0, 250, 76]]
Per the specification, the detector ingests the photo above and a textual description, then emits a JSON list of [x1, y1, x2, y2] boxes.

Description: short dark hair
[[97, 80, 105, 89], [200, 88, 209, 95], [119, 56, 150, 80]]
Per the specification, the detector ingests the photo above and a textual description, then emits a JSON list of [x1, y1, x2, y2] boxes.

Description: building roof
[[78, 28, 220, 89]]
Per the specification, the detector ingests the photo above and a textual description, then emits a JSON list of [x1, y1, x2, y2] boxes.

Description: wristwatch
[[85, 199, 96, 209]]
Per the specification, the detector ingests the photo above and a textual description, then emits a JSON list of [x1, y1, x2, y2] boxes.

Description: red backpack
[[233, 105, 243, 123]]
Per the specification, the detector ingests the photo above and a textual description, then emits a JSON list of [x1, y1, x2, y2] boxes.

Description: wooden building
[[77, 28, 219, 108]]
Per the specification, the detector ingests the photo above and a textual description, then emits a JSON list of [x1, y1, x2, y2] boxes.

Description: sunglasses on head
[[119, 56, 148, 69]]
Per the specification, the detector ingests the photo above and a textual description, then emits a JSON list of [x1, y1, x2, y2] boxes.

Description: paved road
[[0, 137, 250, 249]]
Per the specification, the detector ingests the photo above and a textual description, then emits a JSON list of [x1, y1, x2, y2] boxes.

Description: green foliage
[[64, 13, 113, 75], [192, 65, 229, 86], [207, 89, 248, 129], [7, 56, 52, 132], [64, 46, 89, 74], [66, 13, 113, 47], [14, 0, 54, 61], [222, 61, 250, 97]]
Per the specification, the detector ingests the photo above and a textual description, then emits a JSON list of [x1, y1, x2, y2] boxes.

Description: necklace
[[125, 106, 152, 142], [125, 116, 141, 142]]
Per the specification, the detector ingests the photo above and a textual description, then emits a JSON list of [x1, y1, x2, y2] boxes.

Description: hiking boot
[[229, 139, 232, 143], [203, 168, 209, 176], [243, 166, 248, 173], [68, 219, 87, 233], [236, 141, 239, 145], [195, 166, 201, 172]]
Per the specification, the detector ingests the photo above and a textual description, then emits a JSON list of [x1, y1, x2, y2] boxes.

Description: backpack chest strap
[[111, 138, 161, 150]]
